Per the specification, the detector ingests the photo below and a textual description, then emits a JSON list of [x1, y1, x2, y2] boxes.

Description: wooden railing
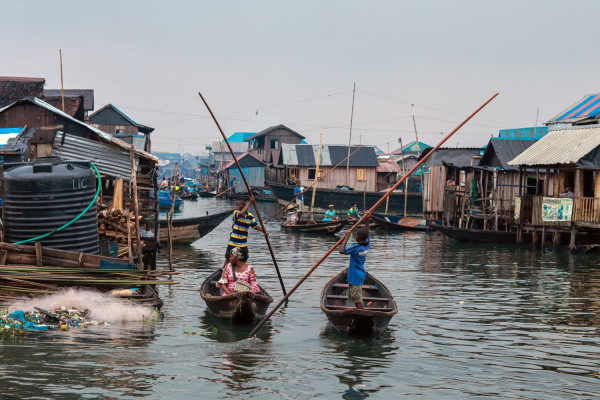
[[574, 197, 600, 224]]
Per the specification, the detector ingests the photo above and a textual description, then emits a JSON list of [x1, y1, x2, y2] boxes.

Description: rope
[[13, 162, 102, 245]]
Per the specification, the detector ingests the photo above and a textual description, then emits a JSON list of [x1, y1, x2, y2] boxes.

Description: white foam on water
[[8, 288, 154, 323]]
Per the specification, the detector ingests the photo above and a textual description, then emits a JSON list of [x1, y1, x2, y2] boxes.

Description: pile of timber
[[98, 208, 140, 247]]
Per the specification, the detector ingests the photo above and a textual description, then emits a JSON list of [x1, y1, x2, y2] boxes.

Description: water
[[1, 198, 599, 399]]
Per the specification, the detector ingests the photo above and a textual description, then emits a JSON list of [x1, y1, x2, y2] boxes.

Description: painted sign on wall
[[541, 197, 573, 222]]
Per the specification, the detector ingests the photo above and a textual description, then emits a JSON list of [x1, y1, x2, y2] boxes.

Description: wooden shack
[[225, 153, 266, 192], [509, 126, 600, 250], [88, 104, 154, 152], [418, 148, 482, 221], [246, 125, 305, 182], [278, 144, 379, 192]]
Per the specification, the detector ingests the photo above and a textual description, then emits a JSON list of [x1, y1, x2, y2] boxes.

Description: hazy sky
[[4, 0, 599, 154]]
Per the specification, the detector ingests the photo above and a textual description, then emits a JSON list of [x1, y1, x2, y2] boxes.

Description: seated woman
[[216, 247, 260, 295]]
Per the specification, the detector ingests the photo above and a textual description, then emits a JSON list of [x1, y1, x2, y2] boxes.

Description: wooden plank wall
[[297, 167, 376, 192]]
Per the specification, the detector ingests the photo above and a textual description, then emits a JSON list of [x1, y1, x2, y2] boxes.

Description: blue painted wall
[[229, 166, 265, 192]]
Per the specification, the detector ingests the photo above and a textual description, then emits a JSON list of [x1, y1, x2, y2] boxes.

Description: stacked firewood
[[98, 208, 140, 246]]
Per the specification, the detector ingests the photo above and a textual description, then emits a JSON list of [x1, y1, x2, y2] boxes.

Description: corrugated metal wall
[[52, 133, 138, 181], [229, 166, 265, 192]]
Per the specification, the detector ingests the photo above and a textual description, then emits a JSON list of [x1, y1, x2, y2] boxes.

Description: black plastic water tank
[[2, 157, 99, 254]]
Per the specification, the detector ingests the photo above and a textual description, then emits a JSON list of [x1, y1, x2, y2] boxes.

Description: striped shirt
[[227, 210, 259, 247]]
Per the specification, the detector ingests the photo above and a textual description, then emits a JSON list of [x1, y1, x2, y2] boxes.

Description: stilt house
[[508, 126, 600, 250]]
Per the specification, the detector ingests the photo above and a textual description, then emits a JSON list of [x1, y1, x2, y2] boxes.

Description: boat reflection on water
[[199, 310, 272, 343], [320, 327, 397, 399]]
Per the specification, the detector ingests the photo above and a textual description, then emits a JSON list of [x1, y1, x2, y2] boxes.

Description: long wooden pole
[[310, 129, 323, 221], [411, 104, 425, 214], [168, 162, 178, 271], [345, 82, 356, 186], [249, 93, 499, 337], [265, 145, 364, 223], [400, 137, 408, 217], [198, 92, 287, 296], [59, 49, 65, 113]]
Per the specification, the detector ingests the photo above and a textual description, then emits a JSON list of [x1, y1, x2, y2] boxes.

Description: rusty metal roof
[[508, 127, 600, 168], [377, 161, 401, 173]]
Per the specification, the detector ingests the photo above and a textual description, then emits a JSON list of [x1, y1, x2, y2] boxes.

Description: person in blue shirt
[[293, 180, 304, 220], [338, 215, 370, 309], [323, 204, 336, 221], [223, 198, 267, 268], [347, 204, 360, 220]]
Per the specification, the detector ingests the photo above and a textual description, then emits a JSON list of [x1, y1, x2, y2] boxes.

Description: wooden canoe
[[320, 269, 398, 337], [159, 209, 233, 244], [430, 223, 517, 243], [199, 269, 273, 324], [370, 213, 433, 232], [280, 219, 346, 234]]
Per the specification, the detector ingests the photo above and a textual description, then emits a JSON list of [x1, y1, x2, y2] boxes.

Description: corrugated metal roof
[[548, 93, 600, 124], [419, 148, 482, 168], [224, 132, 256, 142], [281, 144, 378, 167], [377, 161, 401, 173], [224, 153, 265, 169], [245, 124, 306, 141], [211, 141, 248, 154], [480, 138, 537, 170], [508, 127, 600, 167], [52, 133, 139, 181]]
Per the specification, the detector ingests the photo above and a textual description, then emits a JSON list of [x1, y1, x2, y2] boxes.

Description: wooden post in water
[[310, 130, 323, 221], [198, 92, 287, 296], [129, 145, 143, 266], [249, 93, 499, 338]]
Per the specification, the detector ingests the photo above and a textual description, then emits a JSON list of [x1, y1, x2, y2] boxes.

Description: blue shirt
[[294, 186, 303, 201], [227, 210, 258, 247], [323, 209, 335, 221], [345, 237, 370, 285]]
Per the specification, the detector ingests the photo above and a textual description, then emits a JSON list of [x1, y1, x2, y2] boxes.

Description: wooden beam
[[112, 178, 124, 209]]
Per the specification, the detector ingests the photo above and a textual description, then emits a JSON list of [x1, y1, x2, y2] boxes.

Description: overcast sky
[[3, 0, 599, 154]]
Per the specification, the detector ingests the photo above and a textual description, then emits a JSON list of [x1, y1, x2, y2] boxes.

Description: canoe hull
[[321, 269, 398, 337], [200, 269, 273, 324], [281, 220, 346, 234], [371, 213, 435, 232], [159, 209, 233, 244], [431, 223, 517, 243]]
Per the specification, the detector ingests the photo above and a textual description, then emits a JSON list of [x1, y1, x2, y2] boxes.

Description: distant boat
[[159, 209, 233, 244], [320, 269, 398, 337], [156, 190, 181, 209], [281, 219, 346, 234], [180, 192, 198, 200], [430, 223, 517, 243], [199, 269, 273, 324], [370, 213, 436, 232], [267, 182, 422, 215]]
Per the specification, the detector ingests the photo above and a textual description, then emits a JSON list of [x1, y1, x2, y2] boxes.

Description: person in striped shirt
[[223, 198, 267, 268]]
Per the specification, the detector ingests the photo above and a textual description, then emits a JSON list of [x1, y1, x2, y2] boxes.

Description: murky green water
[[1, 199, 599, 399]]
